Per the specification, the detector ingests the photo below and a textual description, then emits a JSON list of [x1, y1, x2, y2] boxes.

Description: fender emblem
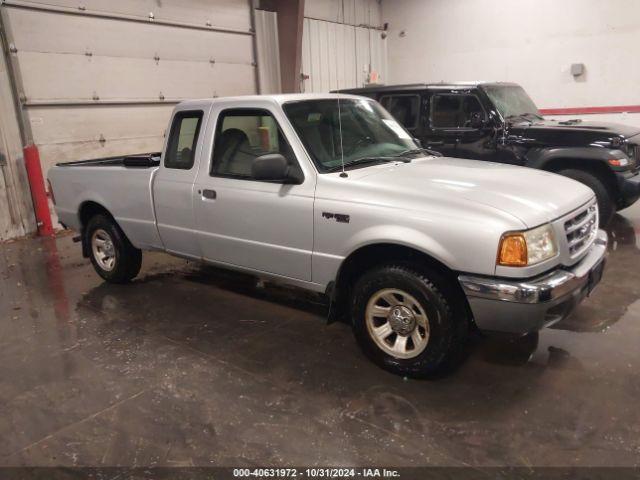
[[322, 212, 350, 224]]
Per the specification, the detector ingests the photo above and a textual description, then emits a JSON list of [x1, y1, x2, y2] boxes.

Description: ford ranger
[[340, 82, 640, 227], [48, 94, 608, 377]]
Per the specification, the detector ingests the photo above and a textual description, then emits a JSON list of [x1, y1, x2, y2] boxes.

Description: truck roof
[[335, 81, 520, 94], [177, 93, 367, 109]]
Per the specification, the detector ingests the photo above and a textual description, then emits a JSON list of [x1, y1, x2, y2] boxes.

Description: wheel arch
[[327, 242, 473, 327], [78, 201, 117, 258], [79, 200, 115, 228], [525, 148, 619, 196]]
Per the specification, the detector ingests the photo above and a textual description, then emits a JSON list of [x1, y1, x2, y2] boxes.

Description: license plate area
[[588, 259, 605, 295]]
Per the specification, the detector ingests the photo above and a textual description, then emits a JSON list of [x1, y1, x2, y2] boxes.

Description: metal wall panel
[[19, 52, 255, 103], [6, 0, 252, 31], [1, 0, 257, 176], [29, 104, 175, 168], [301, 16, 386, 93], [0, 42, 34, 240], [0, 0, 258, 237], [254, 9, 281, 94], [9, 8, 253, 64], [305, 0, 382, 27]]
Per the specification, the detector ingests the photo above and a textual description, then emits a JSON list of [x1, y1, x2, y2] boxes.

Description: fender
[[324, 230, 458, 325], [524, 146, 621, 170]]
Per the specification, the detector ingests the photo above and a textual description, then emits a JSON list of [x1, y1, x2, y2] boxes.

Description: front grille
[[564, 202, 598, 257], [634, 145, 640, 171]]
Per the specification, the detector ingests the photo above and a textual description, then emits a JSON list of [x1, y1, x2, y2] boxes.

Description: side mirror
[[469, 112, 487, 129], [252, 154, 301, 183]]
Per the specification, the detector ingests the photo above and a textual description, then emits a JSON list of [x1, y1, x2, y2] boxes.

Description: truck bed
[[48, 152, 164, 251], [56, 152, 161, 168]]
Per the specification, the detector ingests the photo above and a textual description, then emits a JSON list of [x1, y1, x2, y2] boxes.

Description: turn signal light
[[498, 233, 527, 267], [608, 158, 629, 167]]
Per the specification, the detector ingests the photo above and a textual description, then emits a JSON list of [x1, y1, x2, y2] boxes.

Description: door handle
[[426, 141, 444, 146], [202, 189, 216, 199]]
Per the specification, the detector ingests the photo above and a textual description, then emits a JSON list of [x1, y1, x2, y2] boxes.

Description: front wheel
[[557, 169, 615, 227], [86, 214, 142, 283], [350, 264, 467, 378]]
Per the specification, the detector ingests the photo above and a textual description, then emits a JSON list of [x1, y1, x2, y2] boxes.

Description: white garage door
[[1, 0, 258, 174]]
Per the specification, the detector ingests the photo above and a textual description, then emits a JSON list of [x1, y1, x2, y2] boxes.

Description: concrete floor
[[1, 207, 640, 469]]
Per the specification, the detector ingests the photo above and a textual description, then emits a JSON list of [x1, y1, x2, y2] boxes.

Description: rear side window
[[164, 110, 203, 169], [380, 94, 420, 130], [430, 94, 483, 129], [210, 109, 298, 179]]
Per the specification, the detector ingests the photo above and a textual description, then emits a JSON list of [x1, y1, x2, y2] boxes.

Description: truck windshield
[[283, 98, 418, 172], [483, 85, 542, 120]]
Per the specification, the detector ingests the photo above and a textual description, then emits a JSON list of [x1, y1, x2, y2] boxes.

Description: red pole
[[23, 144, 54, 237]]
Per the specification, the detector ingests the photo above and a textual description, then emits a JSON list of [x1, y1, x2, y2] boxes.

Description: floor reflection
[[2, 208, 640, 467]]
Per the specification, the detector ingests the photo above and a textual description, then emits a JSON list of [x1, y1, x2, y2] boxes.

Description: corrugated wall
[[301, 0, 386, 92], [0, 22, 35, 241], [255, 9, 281, 94]]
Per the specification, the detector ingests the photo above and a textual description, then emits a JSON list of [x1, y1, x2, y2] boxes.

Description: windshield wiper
[[505, 112, 543, 122], [395, 147, 442, 158], [325, 156, 410, 173], [521, 112, 543, 120]]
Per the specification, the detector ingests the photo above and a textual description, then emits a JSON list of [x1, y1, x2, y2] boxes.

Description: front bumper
[[458, 230, 608, 334], [617, 171, 640, 208]]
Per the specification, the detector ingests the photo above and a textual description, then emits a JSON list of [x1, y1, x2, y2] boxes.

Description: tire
[[85, 214, 142, 283], [557, 169, 615, 227], [350, 263, 468, 378]]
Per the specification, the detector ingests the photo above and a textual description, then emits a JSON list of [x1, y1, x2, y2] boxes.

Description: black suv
[[340, 82, 640, 226]]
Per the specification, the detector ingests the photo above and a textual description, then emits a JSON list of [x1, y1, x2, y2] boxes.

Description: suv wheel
[[557, 169, 614, 227], [350, 264, 467, 378], [86, 214, 142, 283]]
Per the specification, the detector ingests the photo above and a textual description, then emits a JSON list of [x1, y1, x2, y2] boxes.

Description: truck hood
[[348, 156, 594, 228], [533, 119, 640, 138], [510, 119, 640, 146]]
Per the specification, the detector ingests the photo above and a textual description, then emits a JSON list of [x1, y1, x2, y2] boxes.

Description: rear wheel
[[86, 214, 142, 283], [350, 264, 467, 378], [557, 169, 614, 227]]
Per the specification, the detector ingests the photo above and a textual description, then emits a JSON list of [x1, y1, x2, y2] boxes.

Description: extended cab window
[[211, 109, 299, 179], [430, 94, 483, 129], [164, 110, 203, 169], [380, 94, 420, 130]]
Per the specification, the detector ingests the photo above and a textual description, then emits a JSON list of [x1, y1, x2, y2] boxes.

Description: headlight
[[609, 147, 636, 170], [608, 157, 634, 169], [497, 223, 558, 267]]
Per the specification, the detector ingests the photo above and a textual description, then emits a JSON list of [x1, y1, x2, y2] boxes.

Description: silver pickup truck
[[48, 93, 607, 377]]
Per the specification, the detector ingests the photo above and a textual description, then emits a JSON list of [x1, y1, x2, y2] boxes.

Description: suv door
[[427, 90, 492, 159], [193, 107, 314, 281]]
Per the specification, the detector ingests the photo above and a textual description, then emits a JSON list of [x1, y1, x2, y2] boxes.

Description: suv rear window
[[380, 94, 420, 130]]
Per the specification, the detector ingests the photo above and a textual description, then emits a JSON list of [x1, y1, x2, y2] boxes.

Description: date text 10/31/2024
[[232, 468, 401, 478]]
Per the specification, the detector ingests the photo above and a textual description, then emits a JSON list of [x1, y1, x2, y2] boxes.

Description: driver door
[[449, 93, 493, 161], [193, 107, 314, 281]]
